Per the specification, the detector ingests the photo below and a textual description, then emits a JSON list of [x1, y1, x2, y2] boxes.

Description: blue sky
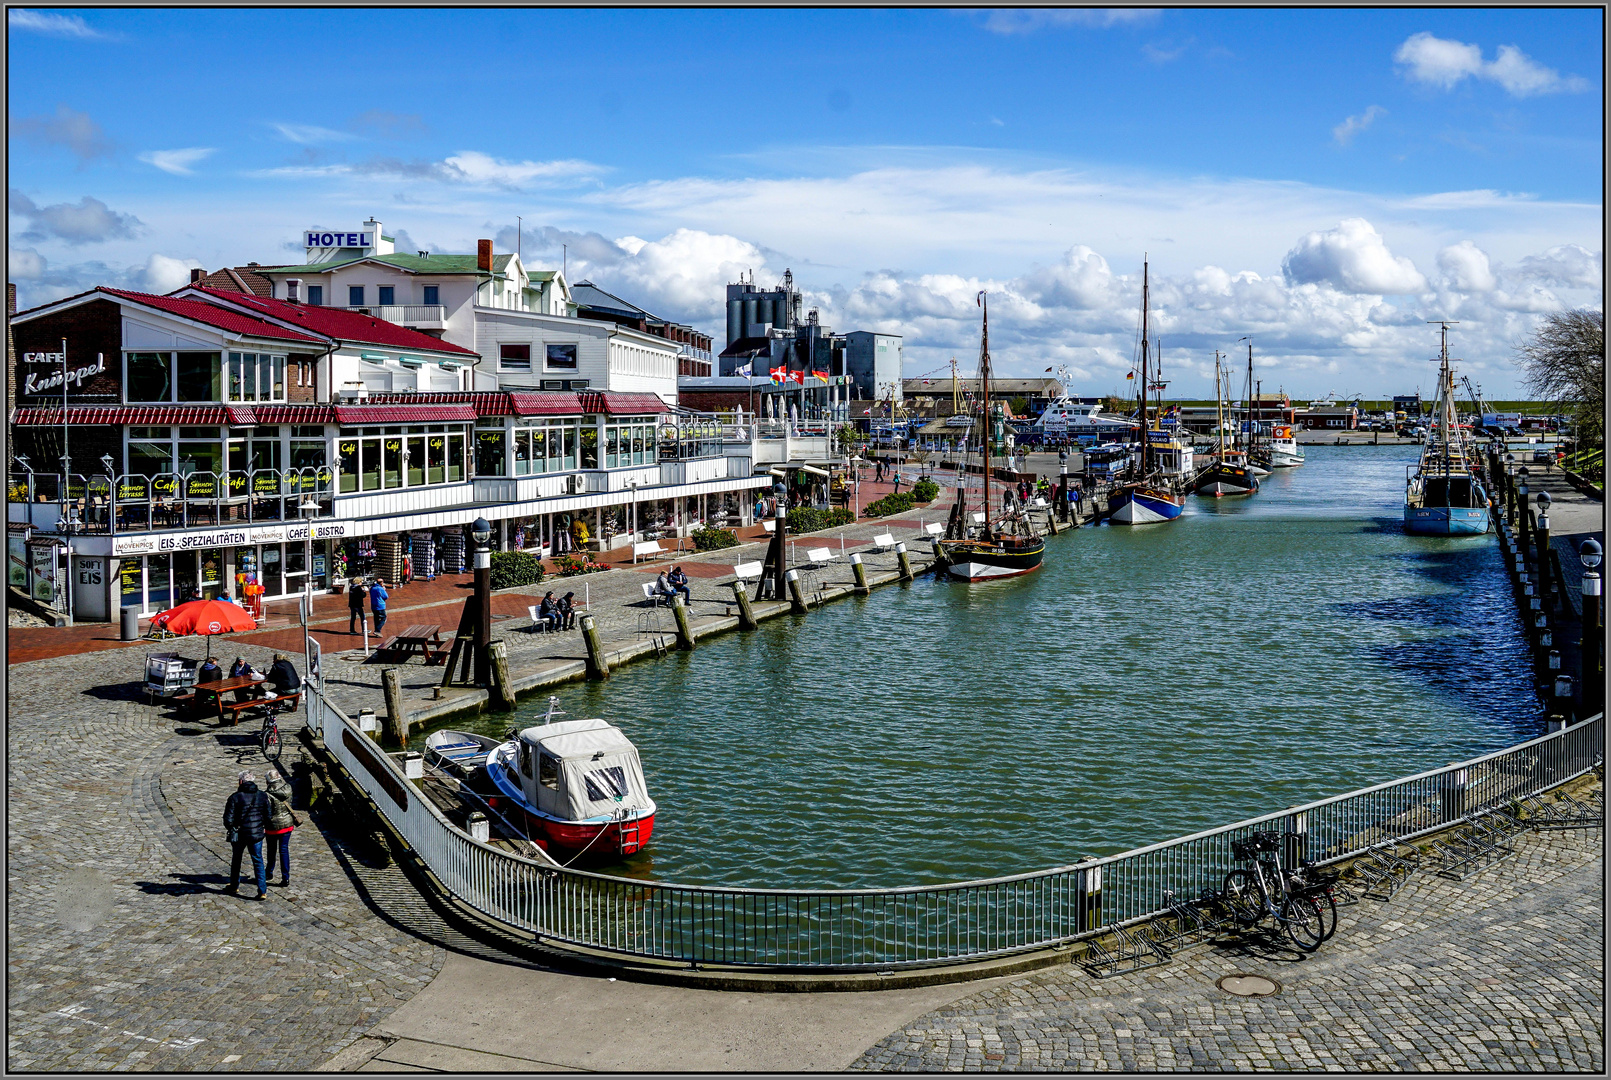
[[8, 7, 1603, 398]]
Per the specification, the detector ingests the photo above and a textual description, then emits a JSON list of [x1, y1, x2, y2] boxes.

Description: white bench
[[633, 540, 666, 561], [732, 560, 764, 580], [762, 519, 777, 534], [871, 532, 896, 552], [924, 521, 945, 537], [640, 582, 669, 606], [970, 512, 986, 525], [1029, 497, 1048, 510], [805, 547, 833, 568]]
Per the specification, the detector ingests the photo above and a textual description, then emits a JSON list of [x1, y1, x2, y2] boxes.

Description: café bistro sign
[[22, 351, 106, 396], [112, 520, 349, 555]]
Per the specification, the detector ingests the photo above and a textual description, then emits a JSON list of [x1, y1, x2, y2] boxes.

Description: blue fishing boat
[[1109, 259, 1186, 525], [1404, 322, 1490, 536]]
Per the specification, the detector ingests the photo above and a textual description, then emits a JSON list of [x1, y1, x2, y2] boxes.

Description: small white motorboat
[[424, 729, 500, 776]]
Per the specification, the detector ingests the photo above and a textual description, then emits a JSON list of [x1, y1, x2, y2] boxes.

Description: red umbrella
[[150, 598, 257, 657]]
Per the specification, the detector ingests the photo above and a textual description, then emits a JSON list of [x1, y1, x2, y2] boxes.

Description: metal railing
[[308, 690, 1602, 972]]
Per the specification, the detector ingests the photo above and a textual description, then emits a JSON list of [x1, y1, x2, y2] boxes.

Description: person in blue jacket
[[368, 579, 389, 634]]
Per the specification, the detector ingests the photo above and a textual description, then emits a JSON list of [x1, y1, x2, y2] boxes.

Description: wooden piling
[[580, 613, 610, 680], [488, 639, 516, 710], [382, 667, 408, 747], [895, 543, 914, 582], [786, 569, 810, 613], [731, 579, 758, 628], [850, 553, 870, 595], [670, 595, 696, 650]]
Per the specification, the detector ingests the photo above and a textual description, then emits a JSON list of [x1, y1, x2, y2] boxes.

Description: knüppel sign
[[22, 351, 105, 396]]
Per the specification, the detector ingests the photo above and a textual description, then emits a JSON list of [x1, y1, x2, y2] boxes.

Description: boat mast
[[1214, 351, 1225, 459], [979, 291, 992, 534], [1139, 259, 1149, 479]]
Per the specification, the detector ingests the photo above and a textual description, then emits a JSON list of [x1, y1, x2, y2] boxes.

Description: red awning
[[254, 404, 336, 424], [596, 392, 670, 415], [11, 406, 232, 425], [506, 391, 584, 417], [332, 404, 477, 424]]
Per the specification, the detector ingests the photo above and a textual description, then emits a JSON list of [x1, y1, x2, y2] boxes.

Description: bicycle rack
[[1346, 844, 1418, 901], [1145, 889, 1233, 954], [1078, 922, 1172, 980], [1432, 815, 1516, 881]]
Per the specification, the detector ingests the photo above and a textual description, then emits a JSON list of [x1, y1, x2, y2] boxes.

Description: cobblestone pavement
[[4, 662, 447, 1072], [852, 825, 1604, 1072]]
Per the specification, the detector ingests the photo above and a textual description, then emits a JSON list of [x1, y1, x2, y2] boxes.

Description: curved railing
[[306, 688, 1602, 972]]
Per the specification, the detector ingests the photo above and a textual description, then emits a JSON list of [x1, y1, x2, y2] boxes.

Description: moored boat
[[1261, 424, 1305, 468], [424, 728, 500, 776], [482, 716, 656, 860], [1108, 258, 1186, 525], [1404, 322, 1490, 537], [1194, 351, 1260, 498]]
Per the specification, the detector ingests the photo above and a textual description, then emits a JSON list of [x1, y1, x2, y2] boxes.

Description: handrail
[[307, 685, 1602, 969]]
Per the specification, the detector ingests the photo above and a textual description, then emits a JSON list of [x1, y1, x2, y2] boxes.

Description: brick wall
[[288, 352, 319, 403], [11, 299, 124, 404]]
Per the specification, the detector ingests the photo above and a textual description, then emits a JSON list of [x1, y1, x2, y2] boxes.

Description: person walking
[[222, 771, 271, 899], [875, 459, 885, 484], [368, 579, 389, 635], [263, 771, 298, 888], [347, 578, 367, 635]]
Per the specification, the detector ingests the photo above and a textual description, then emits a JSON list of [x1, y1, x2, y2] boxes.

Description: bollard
[[1554, 673, 1574, 705], [1582, 571, 1602, 717], [730, 579, 758, 629], [467, 811, 490, 843], [357, 708, 379, 739], [382, 667, 408, 748], [1283, 810, 1308, 870], [1548, 649, 1561, 671], [669, 594, 696, 650], [580, 613, 610, 680], [1536, 513, 1551, 605], [402, 751, 424, 781], [850, 552, 870, 595], [1546, 714, 1569, 734], [786, 569, 810, 613], [895, 542, 914, 582], [488, 639, 516, 711], [1076, 860, 1103, 933]]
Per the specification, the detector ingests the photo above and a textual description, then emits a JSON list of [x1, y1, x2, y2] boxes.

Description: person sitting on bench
[[230, 656, 260, 702], [265, 653, 300, 697], [667, 566, 693, 604], [537, 591, 560, 632], [653, 570, 677, 603], [556, 591, 577, 630], [197, 657, 222, 686]]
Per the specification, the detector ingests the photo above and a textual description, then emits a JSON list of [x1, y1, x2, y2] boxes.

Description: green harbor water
[[444, 444, 1540, 889]]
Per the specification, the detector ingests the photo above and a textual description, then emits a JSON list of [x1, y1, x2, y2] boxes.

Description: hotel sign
[[306, 230, 370, 248]]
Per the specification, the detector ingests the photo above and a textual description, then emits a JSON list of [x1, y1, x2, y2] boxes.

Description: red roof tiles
[[188, 287, 478, 356], [96, 288, 324, 344]]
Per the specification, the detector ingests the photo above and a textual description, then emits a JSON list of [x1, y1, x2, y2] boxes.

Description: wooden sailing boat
[[1108, 260, 1186, 524], [1403, 321, 1489, 535], [938, 293, 1046, 580], [1194, 351, 1260, 497]]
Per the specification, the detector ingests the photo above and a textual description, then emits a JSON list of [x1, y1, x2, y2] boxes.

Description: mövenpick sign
[[22, 351, 104, 395]]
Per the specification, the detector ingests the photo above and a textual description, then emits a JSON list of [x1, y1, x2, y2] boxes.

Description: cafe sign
[[22, 351, 106, 396], [112, 520, 350, 555]]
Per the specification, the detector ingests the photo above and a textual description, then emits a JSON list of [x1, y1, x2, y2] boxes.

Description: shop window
[[545, 343, 578, 371], [349, 285, 365, 306], [338, 440, 359, 493], [580, 426, 598, 469], [306, 285, 323, 306], [378, 285, 395, 306], [360, 439, 381, 491], [475, 428, 506, 477], [290, 440, 325, 471], [127, 441, 173, 477], [427, 435, 445, 484], [447, 434, 465, 482], [382, 438, 403, 488], [407, 436, 426, 486], [126, 353, 171, 403], [499, 344, 531, 372], [176, 353, 221, 402], [422, 285, 439, 305], [605, 426, 620, 469]]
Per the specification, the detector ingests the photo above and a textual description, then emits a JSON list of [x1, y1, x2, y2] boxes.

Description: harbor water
[[449, 444, 1541, 889]]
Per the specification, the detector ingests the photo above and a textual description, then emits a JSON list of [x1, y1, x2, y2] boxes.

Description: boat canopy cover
[[517, 721, 651, 820]]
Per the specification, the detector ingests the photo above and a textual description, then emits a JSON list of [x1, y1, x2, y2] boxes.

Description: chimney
[[190, 268, 205, 284], [477, 239, 493, 272]]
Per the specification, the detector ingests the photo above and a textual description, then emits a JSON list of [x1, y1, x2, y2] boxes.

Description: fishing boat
[[1194, 351, 1260, 498], [425, 729, 500, 776], [1404, 322, 1490, 536], [1261, 423, 1305, 468], [480, 708, 656, 860], [1108, 260, 1186, 525], [937, 293, 1046, 580]]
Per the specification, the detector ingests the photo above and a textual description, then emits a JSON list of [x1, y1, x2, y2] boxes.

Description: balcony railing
[[342, 304, 447, 326]]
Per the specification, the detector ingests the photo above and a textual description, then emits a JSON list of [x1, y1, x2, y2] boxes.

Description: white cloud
[[138, 253, 203, 293], [442, 151, 603, 188], [1282, 219, 1428, 295], [9, 190, 143, 244], [1436, 240, 1496, 292], [270, 122, 357, 145], [1515, 243, 1602, 289], [8, 247, 47, 280], [979, 9, 1159, 34], [252, 150, 603, 190], [1332, 105, 1385, 146], [7, 10, 110, 38], [11, 104, 112, 161], [1396, 189, 1537, 211], [138, 148, 215, 175], [1394, 32, 1588, 96]]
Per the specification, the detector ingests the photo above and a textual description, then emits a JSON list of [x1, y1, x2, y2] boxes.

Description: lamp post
[[15, 454, 33, 528], [471, 516, 493, 687], [628, 480, 639, 562], [1535, 491, 1552, 607], [101, 454, 116, 540], [1581, 539, 1603, 719], [299, 499, 321, 605]]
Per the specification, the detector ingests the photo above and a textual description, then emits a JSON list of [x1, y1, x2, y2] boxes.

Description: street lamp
[[1581, 539, 1603, 718], [299, 499, 321, 604], [471, 516, 493, 687], [14, 454, 33, 528]]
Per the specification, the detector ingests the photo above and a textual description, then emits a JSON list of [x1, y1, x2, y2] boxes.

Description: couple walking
[[346, 578, 390, 635], [222, 770, 299, 898]]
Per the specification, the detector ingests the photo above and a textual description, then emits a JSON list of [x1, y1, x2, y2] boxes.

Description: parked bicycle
[[258, 697, 292, 764], [1221, 831, 1331, 952]]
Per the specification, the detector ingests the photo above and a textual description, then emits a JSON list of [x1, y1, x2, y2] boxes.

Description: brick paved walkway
[[852, 825, 1604, 1073]]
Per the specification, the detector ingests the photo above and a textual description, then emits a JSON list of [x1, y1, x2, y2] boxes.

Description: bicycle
[[258, 697, 292, 764], [1221, 832, 1329, 952]]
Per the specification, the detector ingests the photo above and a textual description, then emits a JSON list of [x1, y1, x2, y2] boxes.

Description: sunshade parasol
[[149, 598, 257, 657]]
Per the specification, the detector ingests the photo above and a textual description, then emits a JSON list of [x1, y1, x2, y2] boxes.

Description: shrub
[[786, 507, 856, 534], [489, 551, 545, 590], [911, 478, 940, 503], [692, 526, 739, 551], [864, 491, 916, 517], [553, 553, 608, 577]]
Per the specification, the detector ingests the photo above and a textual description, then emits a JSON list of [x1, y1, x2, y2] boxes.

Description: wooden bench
[[218, 691, 301, 726], [380, 624, 446, 663]]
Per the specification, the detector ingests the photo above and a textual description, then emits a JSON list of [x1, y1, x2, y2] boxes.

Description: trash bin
[[120, 606, 139, 641]]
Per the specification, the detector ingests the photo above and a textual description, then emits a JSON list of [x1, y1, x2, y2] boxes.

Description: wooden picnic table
[[382, 623, 446, 665], [190, 674, 265, 724]]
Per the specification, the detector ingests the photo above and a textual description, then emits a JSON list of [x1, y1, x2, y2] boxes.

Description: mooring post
[[786, 568, 810, 613], [730, 579, 758, 628], [488, 639, 516, 710], [669, 595, 696, 650], [382, 667, 407, 748], [580, 613, 610, 680], [850, 552, 870, 595], [1535, 506, 1551, 608], [895, 542, 914, 581]]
